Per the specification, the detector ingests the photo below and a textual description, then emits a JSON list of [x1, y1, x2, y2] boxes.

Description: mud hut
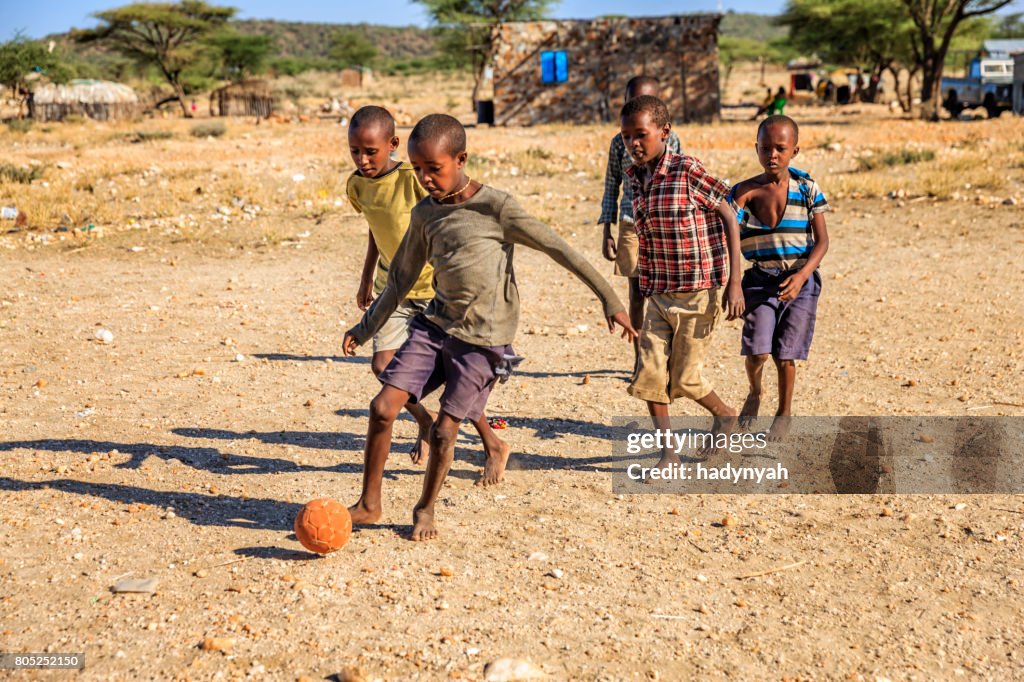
[[487, 14, 722, 126], [28, 80, 139, 122], [210, 80, 274, 117]]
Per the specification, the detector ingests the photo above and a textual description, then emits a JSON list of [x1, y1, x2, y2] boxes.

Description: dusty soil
[[1, 103, 1023, 682]]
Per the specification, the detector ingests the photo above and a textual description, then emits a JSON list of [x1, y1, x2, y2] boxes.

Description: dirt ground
[[1, 92, 1023, 682]]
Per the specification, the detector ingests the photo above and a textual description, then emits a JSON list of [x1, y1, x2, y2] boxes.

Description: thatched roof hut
[[28, 80, 139, 122], [210, 80, 274, 117]]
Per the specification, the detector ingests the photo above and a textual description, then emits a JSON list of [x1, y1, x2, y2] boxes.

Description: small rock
[[113, 577, 158, 593], [546, 569, 564, 579], [1003, 197, 1017, 206], [527, 552, 548, 562], [35, 378, 47, 389], [695, 574, 708, 583], [194, 569, 208, 578], [234, 353, 245, 362], [954, 503, 967, 511], [439, 566, 454, 577], [484, 658, 547, 681], [721, 516, 738, 527], [94, 328, 114, 344], [332, 667, 370, 682], [200, 636, 235, 653], [918, 434, 935, 443], [880, 507, 893, 517]]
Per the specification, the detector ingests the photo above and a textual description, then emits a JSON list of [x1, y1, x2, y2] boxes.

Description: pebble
[[234, 353, 245, 362], [696, 574, 708, 583], [527, 552, 548, 562], [546, 569, 564, 579], [880, 507, 894, 517], [94, 328, 114, 344], [721, 516, 738, 527], [113, 577, 158, 593], [332, 667, 370, 682], [954, 503, 967, 511], [484, 658, 547, 681], [439, 566, 454, 577], [200, 636, 235, 653]]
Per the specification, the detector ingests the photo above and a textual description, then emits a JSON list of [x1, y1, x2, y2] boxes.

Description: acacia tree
[[0, 35, 72, 117], [779, 0, 915, 103], [902, 0, 1014, 119], [329, 30, 377, 69], [416, 0, 554, 108], [211, 32, 271, 81], [75, 1, 235, 117]]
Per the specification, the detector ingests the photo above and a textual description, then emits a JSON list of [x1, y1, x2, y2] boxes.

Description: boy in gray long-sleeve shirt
[[343, 113, 636, 541]]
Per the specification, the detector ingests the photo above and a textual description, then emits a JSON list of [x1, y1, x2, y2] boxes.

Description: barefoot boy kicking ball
[[621, 96, 745, 466], [343, 114, 636, 540], [346, 105, 506, 466], [728, 115, 830, 441]]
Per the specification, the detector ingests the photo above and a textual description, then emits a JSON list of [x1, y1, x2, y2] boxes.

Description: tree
[[902, 0, 1015, 119], [0, 35, 73, 118], [328, 30, 377, 69], [212, 32, 271, 80], [74, 1, 235, 118], [416, 0, 554, 108], [779, 0, 915, 103]]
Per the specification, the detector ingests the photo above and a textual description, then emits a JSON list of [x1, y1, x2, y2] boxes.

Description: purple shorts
[[378, 315, 511, 421], [740, 266, 821, 361]]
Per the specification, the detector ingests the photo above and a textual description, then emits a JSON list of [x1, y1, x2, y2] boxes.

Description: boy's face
[[408, 138, 468, 199], [621, 111, 670, 166], [756, 123, 799, 173], [348, 123, 398, 178]]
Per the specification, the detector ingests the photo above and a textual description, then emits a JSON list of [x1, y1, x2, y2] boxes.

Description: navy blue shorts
[[378, 315, 511, 421], [740, 266, 821, 361]]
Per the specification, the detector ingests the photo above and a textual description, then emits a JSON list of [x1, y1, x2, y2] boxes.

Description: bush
[[4, 119, 33, 133], [128, 130, 174, 143], [191, 121, 226, 138], [0, 163, 44, 184], [857, 148, 936, 171], [62, 114, 86, 124]]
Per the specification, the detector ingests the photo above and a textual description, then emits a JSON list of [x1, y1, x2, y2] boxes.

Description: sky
[[3, 0, 795, 39], [3, 0, 1021, 39]]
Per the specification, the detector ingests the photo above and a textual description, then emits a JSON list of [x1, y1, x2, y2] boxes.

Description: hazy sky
[[4, 0, 1020, 39], [4, 0, 793, 39]]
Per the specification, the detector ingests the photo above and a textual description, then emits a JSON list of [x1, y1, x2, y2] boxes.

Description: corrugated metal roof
[[984, 40, 1024, 58]]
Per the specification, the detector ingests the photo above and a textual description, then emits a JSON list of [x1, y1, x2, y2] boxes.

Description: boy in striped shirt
[[728, 115, 830, 441]]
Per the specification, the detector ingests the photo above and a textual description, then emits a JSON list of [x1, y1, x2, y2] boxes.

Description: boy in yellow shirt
[[346, 106, 507, 475]]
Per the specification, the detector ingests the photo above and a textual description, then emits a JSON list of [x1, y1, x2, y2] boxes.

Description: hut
[[1014, 53, 1024, 116], [487, 14, 722, 126], [340, 67, 373, 88], [210, 80, 274, 117], [28, 79, 139, 122]]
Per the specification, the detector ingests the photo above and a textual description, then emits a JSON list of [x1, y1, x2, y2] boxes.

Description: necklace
[[440, 178, 473, 201]]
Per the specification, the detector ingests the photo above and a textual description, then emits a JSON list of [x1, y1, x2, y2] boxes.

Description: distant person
[[345, 105, 506, 473], [728, 115, 830, 441], [620, 95, 744, 465], [599, 75, 682, 366], [768, 87, 787, 116], [342, 114, 635, 540], [751, 87, 774, 120], [190, 99, 197, 114]]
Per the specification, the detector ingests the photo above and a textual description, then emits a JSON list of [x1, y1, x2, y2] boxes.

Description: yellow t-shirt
[[347, 162, 433, 300]]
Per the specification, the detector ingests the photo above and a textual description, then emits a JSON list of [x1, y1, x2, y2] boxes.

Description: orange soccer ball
[[294, 498, 352, 554]]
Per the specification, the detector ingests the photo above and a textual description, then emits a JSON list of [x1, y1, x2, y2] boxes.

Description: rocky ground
[[1, 106, 1023, 681]]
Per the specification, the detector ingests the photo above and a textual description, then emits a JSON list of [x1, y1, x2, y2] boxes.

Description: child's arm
[[779, 212, 829, 302], [357, 231, 379, 311], [502, 196, 636, 340], [598, 137, 623, 261], [343, 220, 429, 354], [717, 201, 746, 320]]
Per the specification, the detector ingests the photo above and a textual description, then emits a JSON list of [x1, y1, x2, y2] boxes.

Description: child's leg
[[647, 400, 678, 470], [349, 384, 412, 524], [411, 411, 461, 541], [470, 415, 510, 487], [768, 358, 796, 441], [372, 348, 437, 464], [740, 354, 770, 428]]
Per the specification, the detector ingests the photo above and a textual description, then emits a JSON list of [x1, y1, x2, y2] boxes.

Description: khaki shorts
[[373, 299, 430, 354], [628, 288, 721, 404], [613, 219, 639, 278]]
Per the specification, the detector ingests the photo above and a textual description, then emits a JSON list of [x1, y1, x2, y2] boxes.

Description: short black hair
[[625, 75, 660, 99], [350, 105, 396, 138], [620, 95, 670, 129], [409, 113, 467, 155], [757, 114, 799, 142]]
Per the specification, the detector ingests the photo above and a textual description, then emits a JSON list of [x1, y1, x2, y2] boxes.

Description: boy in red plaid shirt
[[622, 96, 745, 463]]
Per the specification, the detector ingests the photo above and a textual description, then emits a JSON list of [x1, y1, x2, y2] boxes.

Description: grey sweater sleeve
[[499, 195, 625, 318], [350, 214, 429, 345]]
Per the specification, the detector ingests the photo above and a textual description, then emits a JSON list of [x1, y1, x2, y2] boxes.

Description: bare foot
[[699, 413, 738, 457], [348, 500, 381, 525], [739, 391, 761, 430], [476, 438, 510, 487], [768, 414, 792, 442], [409, 420, 431, 465], [410, 506, 438, 541], [645, 452, 682, 484]]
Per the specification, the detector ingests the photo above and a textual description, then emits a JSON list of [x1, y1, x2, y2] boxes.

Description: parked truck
[[942, 57, 1014, 118]]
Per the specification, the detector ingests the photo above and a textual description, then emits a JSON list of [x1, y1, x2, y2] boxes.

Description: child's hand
[[342, 330, 360, 356], [601, 224, 617, 261], [724, 281, 745, 320], [607, 310, 638, 341], [356, 280, 374, 311], [777, 273, 807, 302]]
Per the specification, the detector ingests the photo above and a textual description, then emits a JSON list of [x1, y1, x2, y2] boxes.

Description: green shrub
[[4, 119, 33, 133], [0, 163, 44, 184], [191, 121, 226, 138], [857, 148, 936, 171]]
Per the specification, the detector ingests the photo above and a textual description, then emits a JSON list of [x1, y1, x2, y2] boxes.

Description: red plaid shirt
[[626, 152, 730, 295]]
